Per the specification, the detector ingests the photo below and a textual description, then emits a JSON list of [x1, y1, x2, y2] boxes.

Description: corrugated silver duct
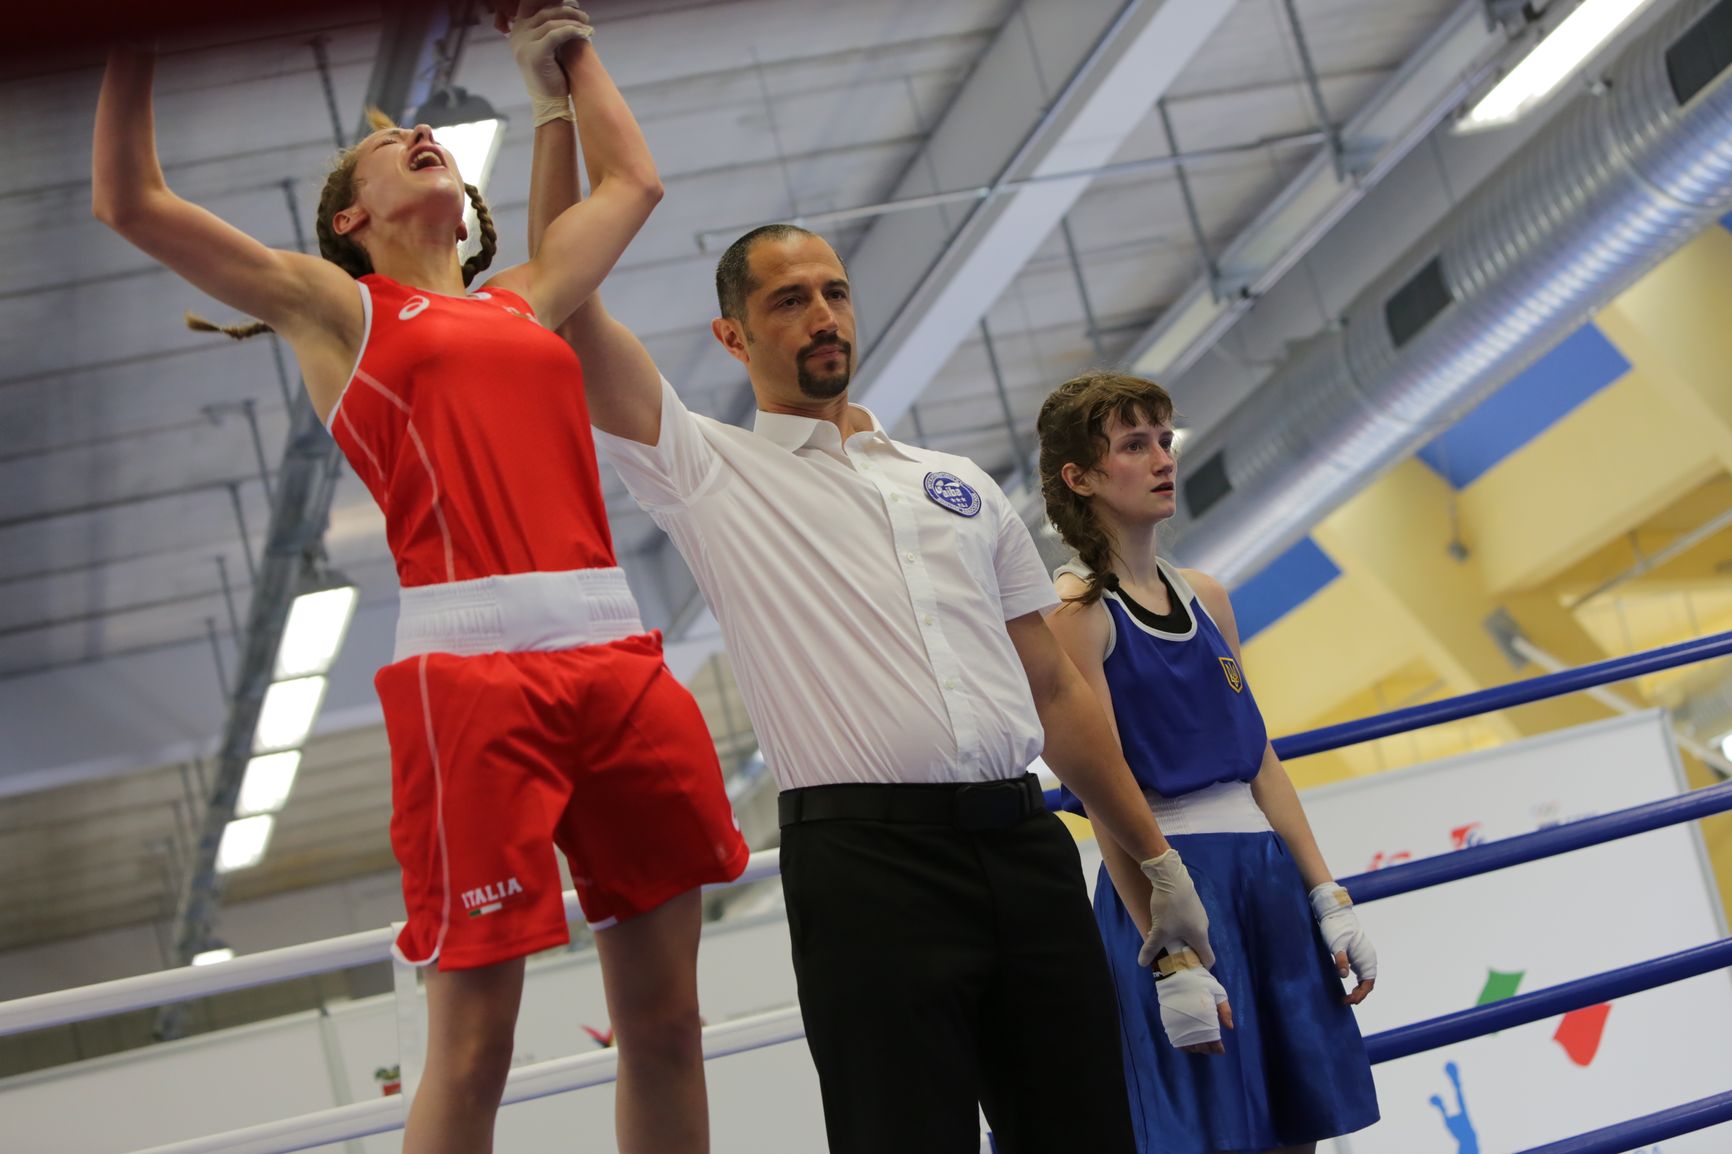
[[1166, 0, 1732, 584]]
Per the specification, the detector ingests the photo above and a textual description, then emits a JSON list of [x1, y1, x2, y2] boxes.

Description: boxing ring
[[4, 631, 1732, 1154]]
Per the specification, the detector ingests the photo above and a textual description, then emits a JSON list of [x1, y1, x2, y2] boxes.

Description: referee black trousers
[[779, 778, 1137, 1154]]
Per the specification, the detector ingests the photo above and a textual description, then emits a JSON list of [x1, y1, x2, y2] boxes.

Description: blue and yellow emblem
[[1219, 656, 1244, 693]]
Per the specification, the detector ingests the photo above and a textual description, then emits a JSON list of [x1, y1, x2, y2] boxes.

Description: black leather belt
[[779, 774, 1043, 832]]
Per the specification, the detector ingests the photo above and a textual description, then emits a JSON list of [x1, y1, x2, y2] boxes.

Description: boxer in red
[[92, 6, 746, 1152]]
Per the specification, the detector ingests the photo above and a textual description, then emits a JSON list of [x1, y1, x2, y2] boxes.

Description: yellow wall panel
[[1459, 370, 1722, 596]]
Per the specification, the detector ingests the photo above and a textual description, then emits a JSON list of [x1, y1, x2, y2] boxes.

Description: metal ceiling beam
[[1124, 0, 1504, 383], [152, 2, 458, 1038], [845, 0, 1233, 430]]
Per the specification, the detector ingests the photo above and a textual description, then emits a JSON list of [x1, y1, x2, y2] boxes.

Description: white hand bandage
[[1156, 962, 1231, 1050], [1138, 849, 1215, 969], [1310, 882, 1377, 984], [509, 2, 595, 124]]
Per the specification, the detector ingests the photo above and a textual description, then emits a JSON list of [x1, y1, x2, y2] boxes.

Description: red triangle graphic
[[1552, 1003, 1611, 1067]]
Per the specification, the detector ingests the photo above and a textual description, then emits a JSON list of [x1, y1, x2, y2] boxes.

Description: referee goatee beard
[[796, 338, 852, 399]]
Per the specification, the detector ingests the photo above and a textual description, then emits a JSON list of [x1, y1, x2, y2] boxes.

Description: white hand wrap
[[1310, 882, 1377, 983], [509, 2, 594, 125], [1138, 849, 1215, 969], [1156, 965, 1230, 1049]]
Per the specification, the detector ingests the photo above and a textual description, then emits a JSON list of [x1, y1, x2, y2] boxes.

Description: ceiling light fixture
[[253, 676, 328, 754], [235, 750, 304, 818], [1460, 0, 1656, 131], [216, 815, 276, 874], [275, 575, 359, 680]]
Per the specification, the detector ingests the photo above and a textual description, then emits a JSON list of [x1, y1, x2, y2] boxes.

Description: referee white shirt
[[597, 377, 1059, 790]]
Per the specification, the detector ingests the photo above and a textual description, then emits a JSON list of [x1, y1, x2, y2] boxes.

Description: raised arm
[[519, 14, 665, 444], [493, 8, 662, 342], [92, 46, 360, 393]]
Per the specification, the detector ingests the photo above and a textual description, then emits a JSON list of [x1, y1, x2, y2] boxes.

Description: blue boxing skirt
[[1098, 831, 1380, 1153]]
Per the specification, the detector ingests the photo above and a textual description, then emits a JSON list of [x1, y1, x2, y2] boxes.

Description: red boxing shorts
[[376, 630, 750, 970]]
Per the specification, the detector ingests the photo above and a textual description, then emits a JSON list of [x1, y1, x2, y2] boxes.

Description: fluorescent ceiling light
[[434, 118, 505, 195], [236, 750, 303, 818], [253, 676, 328, 754], [216, 815, 275, 874], [191, 947, 235, 966], [1461, 0, 1655, 130], [275, 583, 358, 680]]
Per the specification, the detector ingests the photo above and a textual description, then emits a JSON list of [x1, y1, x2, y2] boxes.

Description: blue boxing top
[[1058, 558, 1268, 809]]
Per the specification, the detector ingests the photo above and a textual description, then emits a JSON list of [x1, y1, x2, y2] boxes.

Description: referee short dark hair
[[715, 223, 835, 321]]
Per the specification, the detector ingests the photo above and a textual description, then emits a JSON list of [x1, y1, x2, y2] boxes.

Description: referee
[[559, 212, 1217, 1151]]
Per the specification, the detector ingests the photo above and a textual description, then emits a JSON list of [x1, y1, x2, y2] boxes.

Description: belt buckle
[[955, 781, 1026, 832]]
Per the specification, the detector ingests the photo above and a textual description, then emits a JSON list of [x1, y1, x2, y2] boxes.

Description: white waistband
[[394, 568, 643, 661], [1146, 781, 1271, 836]]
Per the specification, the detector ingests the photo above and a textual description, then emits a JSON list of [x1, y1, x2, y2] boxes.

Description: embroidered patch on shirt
[[923, 471, 982, 517], [1219, 656, 1244, 693]]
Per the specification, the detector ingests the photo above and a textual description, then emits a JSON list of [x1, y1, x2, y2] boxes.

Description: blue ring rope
[[1041, 630, 1732, 817], [1339, 780, 1732, 903], [1512, 1089, 1732, 1154], [1271, 630, 1732, 760], [1364, 937, 1732, 1064]]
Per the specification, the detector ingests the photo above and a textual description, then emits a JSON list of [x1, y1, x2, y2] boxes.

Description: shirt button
[[904, 551, 916, 563], [890, 494, 901, 503], [944, 678, 958, 690], [923, 614, 936, 626]]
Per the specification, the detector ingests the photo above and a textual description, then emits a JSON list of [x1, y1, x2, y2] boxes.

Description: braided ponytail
[[185, 312, 272, 340], [1035, 370, 1175, 606], [460, 182, 497, 286]]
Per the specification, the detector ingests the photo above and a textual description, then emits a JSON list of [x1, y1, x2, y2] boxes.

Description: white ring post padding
[[124, 1005, 808, 1154], [0, 848, 783, 1039], [389, 924, 425, 1109]]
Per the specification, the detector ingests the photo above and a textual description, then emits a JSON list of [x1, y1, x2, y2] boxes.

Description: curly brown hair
[[188, 110, 498, 340], [1035, 370, 1175, 605]]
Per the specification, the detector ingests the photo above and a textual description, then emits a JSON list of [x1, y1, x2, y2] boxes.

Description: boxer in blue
[[1037, 370, 1381, 1154]]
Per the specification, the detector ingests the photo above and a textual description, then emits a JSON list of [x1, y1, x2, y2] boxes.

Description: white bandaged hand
[[508, 1, 595, 124], [1137, 849, 1215, 969], [1156, 962, 1231, 1051], [1310, 882, 1377, 996]]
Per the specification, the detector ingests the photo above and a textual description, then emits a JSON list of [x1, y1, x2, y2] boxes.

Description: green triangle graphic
[[1476, 969, 1524, 1005]]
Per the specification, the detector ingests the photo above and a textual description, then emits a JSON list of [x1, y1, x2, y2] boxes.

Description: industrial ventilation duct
[[1166, 0, 1732, 584]]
